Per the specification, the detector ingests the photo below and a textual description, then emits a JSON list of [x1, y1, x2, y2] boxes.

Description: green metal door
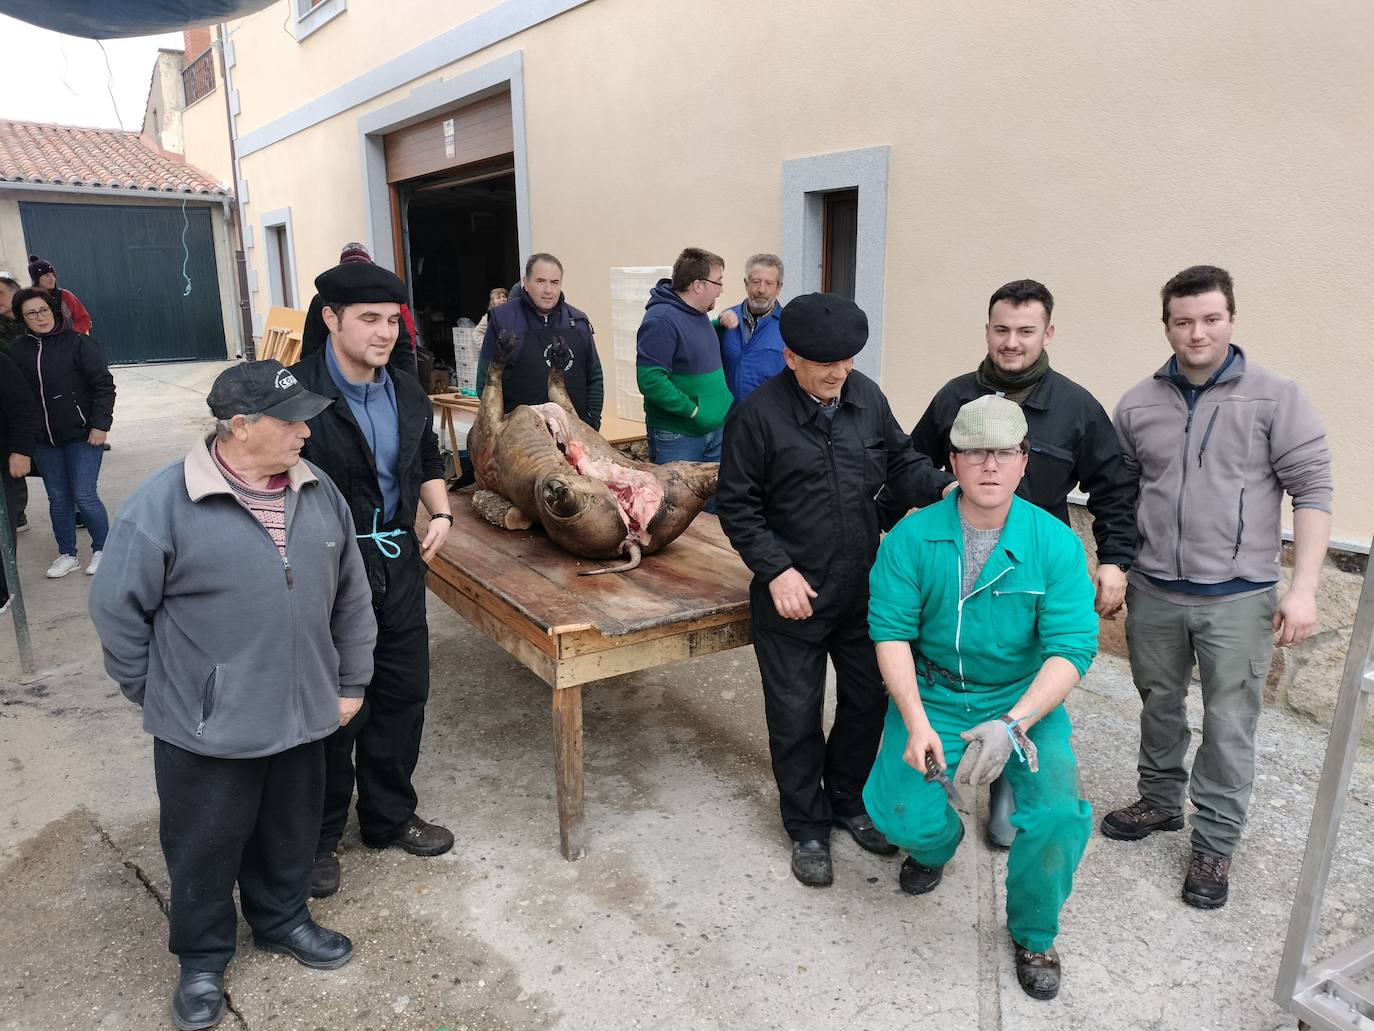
[[19, 200, 227, 364]]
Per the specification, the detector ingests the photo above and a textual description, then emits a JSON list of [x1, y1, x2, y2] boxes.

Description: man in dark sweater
[[291, 261, 455, 899]]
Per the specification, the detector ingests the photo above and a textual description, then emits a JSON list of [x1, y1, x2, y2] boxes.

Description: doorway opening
[[398, 161, 520, 367]]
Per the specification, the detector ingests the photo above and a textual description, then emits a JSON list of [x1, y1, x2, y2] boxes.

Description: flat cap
[[207, 359, 332, 422], [314, 261, 407, 304], [949, 395, 1028, 451], [779, 293, 868, 362]]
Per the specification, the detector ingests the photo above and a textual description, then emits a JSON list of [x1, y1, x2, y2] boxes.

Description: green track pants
[[863, 685, 1091, 953]]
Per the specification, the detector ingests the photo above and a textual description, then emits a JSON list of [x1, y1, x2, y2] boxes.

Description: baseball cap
[[207, 360, 332, 422], [949, 395, 1028, 451]]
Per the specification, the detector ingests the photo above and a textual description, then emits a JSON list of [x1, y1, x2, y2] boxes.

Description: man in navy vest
[[476, 253, 603, 429], [716, 253, 785, 404]]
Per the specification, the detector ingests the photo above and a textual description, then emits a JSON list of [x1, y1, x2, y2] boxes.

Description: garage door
[[19, 201, 226, 364]]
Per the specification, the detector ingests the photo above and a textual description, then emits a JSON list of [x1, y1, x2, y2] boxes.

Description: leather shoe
[[898, 856, 945, 895], [254, 919, 354, 969], [310, 852, 340, 898], [790, 839, 833, 887], [1182, 849, 1231, 909], [170, 969, 224, 1030], [1100, 798, 1184, 841], [364, 815, 454, 856], [833, 811, 898, 855], [1013, 942, 1061, 1000]]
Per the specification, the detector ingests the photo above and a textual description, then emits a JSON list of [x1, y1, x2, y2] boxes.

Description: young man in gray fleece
[[1101, 265, 1332, 910]]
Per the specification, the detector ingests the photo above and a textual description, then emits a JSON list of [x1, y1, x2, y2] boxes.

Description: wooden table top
[[422, 487, 752, 638], [430, 394, 647, 447]]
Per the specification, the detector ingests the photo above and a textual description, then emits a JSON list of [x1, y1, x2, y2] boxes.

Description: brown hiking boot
[[1100, 798, 1184, 841], [1183, 850, 1231, 909]]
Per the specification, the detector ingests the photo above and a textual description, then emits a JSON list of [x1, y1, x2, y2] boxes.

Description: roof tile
[[0, 119, 229, 197]]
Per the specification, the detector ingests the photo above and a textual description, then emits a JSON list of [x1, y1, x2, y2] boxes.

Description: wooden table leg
[[551, 685, 586, 860]]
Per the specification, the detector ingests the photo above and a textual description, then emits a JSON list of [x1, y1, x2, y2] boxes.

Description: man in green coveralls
[[863, 394, 1097, 1000]]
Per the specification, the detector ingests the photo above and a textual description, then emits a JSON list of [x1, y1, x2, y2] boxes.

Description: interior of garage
[[400, 163, 519, 367]]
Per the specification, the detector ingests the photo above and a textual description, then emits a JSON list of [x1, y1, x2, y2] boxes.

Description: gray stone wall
[[1069, 506, 1373, 742]]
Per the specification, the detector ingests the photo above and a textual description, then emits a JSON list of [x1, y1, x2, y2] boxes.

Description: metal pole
[[0, 477, 35, 674]]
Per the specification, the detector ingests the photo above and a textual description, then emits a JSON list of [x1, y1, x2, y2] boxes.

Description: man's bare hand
[[1094, 563, 1126, 618], [7, 452, 30, 479], [1274, 587, 1318, 647], [769, 567, 817, 620], [717, 308, 739, 331], [901, 716, 944, 774], [420, 516, 451, 563], [339, 696, 363, 726]]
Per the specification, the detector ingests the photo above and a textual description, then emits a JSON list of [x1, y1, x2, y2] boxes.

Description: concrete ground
[[2, 360, 1372, 1031]]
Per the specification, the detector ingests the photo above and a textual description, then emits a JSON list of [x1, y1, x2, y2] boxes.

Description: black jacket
[[718, 368, 945, 639], [291, 348, 445, 595], [909, 368, 1137, 567], [0, 351, 41, 458], [476, 284, 604, 428], [9, 319, 115, 446]]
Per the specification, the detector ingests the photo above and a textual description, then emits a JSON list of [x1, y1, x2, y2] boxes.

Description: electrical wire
[[94, 39, 123, 130], [180, 197, 193, 297]]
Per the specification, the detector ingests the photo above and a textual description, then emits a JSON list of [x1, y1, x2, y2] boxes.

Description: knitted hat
[[949, 395, 1028, 451], [27, 255, 55, 283], [338, 242, 372, 265]]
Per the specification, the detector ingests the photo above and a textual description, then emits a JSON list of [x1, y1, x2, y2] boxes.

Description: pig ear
[[546, 336, 573, 372]]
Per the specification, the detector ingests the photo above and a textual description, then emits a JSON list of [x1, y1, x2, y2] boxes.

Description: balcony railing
[[181, 50, 215, 106]]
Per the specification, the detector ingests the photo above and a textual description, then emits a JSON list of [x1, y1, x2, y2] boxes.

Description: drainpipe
[[215, 22, 255, 359]]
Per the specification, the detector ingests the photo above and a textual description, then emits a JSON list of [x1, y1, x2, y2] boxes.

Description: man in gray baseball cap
[[89, 358, 376, 1029], [863, 393, 1098, 1001]]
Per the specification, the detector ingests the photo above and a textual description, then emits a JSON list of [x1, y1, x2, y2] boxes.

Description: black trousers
[[155, 737, 324, 973], [318, 536, 431, 852], [752, 608, 889, 842]]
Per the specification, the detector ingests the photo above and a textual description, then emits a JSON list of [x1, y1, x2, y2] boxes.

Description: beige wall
[[226, 0, 1374, 544], [179, 27, 234, 189], [142, 51, 186, 154]]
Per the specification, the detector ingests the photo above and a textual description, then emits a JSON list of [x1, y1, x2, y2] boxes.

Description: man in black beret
[[290, 261, 456, 898], [717, 293, 951, 887]]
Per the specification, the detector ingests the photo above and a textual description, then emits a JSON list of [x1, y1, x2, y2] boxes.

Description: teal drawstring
[[357, 507, 406, 559]]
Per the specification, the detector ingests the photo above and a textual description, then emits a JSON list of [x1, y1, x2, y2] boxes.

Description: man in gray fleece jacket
[[89, 360, 377, 1031], [1101, 266, 1332, 912]]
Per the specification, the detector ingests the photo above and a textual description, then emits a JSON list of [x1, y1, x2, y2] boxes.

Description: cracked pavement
[[2, 361, 1372, 1030]]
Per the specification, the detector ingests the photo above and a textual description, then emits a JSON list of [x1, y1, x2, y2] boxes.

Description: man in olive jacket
[[89, 360, 376, 1030], [717, 293, 947, 888]]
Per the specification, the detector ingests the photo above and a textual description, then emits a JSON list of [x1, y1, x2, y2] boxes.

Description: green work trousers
[[863, 684, 1091, 953], [1124, 585, 1276, 858]]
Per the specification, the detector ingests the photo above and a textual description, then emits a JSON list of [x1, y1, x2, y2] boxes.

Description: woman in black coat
[[7, 288, 115, 578]]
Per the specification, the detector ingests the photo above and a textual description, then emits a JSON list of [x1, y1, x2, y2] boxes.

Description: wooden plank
[[425, 571, 558, 686], [425, 563, 563, 661], [553, 619, 753, 689], [556, 610, 742, 659], [551, 686, 586, 860]]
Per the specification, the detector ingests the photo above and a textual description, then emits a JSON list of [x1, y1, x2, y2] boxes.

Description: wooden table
[[420, 489, 753, 859], [430, 392, 648, 457]]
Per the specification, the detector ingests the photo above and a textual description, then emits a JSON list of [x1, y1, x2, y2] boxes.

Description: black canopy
[[0, 0, 276, 39]]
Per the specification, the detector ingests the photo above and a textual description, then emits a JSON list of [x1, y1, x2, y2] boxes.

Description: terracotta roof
[[0, 119, 229, 197]]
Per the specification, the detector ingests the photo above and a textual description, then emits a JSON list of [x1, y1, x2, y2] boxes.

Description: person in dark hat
[[298, 242, 424, 380], [28, 255, 92, 336], [716, 292, 951, 887], [89, 359, 376, 1030], [289, 261, 456, 899]]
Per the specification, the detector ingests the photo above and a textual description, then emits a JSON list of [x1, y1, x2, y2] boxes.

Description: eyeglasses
[[955, 447, 1024, 465], [20, 307, 51, 319], [699, 278, 723, 288]]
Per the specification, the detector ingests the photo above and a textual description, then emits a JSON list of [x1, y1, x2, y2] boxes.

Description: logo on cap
[[275, 369, 298, 391]]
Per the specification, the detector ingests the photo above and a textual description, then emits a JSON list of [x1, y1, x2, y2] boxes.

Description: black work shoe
[[833, 811, 899, 855], [309, 852, 340, 898], [170, 969, 225, 1030], [790, 839, 833, 887], [1100, 798, 1185, 841], [364, 815, 455, 856], [1182, 849, 1231, 909], [899, 856, 945, 895], [254, 919, 354, 969], [1013, 942, 1062, 1000]]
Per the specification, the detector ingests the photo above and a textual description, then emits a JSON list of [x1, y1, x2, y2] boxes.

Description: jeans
[[34, 440, 109, 556], [647, 425, 723, 513]]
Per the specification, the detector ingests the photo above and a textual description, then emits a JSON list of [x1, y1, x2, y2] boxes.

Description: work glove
[[955, 717, 1039, 787]]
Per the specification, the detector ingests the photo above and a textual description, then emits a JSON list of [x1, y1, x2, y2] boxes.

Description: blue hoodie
[[635, 279, 733, 434]]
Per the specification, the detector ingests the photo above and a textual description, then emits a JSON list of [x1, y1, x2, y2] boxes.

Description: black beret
[[778, 293, 868, 362], [313, 261, 407, 304]]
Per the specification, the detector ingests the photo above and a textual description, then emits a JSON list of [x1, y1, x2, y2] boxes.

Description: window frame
[[294, 0, 346, 42]]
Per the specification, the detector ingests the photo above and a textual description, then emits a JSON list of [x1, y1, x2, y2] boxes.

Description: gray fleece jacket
[[89, 437, 377, 759], [1114, 347, 1332, 586]]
